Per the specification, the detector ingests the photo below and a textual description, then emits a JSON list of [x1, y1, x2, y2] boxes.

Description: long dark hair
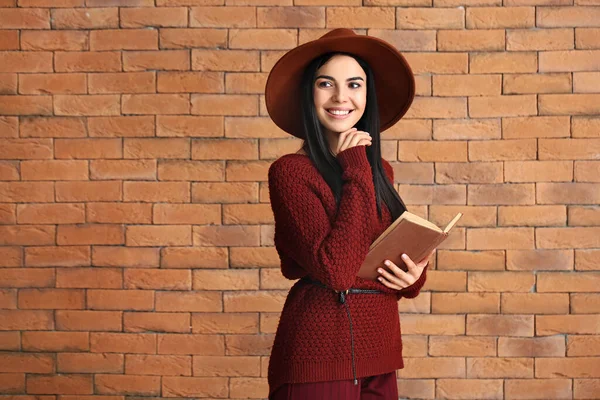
[[299, 52, 407, 221]]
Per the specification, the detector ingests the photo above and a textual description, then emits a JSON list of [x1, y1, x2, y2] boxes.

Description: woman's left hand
[[377, 250, 433, 291]]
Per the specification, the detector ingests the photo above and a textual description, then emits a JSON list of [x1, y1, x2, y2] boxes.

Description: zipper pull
[[354, 378, 358, 385], [339, 291, 346, 304]]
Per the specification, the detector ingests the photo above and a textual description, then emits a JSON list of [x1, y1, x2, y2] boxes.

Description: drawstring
[[338, 290, 358, 385], [301, 277, 384, 386]]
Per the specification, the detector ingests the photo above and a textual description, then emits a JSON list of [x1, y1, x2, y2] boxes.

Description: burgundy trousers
[[269, 372, 399, 400]]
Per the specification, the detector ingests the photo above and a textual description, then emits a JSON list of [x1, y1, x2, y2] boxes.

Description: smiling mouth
[[326, 109, 354, 118]]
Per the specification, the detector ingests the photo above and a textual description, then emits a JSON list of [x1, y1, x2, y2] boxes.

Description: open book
[[357, 211, 462, 281]]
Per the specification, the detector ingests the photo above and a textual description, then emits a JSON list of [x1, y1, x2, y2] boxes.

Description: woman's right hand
[[336, 128, 372, 156]]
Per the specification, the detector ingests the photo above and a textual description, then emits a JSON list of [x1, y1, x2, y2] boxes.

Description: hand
[[336, 127, 372, 155], [377, 250, 433, 291]]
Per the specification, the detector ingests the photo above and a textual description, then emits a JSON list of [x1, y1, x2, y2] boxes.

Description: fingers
[[337, 128, 372, 153], [377, 261, 415, 288]]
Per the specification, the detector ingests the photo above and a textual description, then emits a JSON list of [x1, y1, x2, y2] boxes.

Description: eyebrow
[[315, 75, 364, 82]]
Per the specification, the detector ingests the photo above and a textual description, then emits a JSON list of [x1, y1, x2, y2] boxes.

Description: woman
[[265, 28, 432, 399]]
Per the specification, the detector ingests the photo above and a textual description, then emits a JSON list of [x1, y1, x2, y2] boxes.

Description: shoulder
[[268, 153, 314, 186], [381, 158, 394, 181]]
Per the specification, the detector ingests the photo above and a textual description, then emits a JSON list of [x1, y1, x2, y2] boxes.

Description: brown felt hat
[[265, 28, 416, 140]]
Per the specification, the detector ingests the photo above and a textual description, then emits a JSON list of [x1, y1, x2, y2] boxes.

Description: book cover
[[356, 211, 462, 281]]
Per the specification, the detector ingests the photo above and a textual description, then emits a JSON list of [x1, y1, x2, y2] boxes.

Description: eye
[[317, 81, 332, 88], [349, 82, 362, 89]]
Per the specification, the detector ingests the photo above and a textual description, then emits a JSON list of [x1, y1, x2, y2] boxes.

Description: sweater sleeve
[[381, 158, 428, 300], [268, 145, 379, 292]]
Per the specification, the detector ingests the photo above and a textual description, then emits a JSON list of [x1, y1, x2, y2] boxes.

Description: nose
[[332, 86, 348, 102]]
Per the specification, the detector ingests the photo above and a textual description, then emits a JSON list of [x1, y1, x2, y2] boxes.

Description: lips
[[326, 109, 354, 119]]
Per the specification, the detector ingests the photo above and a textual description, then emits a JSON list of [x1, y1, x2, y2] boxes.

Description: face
[[313, 54, 367, 136]]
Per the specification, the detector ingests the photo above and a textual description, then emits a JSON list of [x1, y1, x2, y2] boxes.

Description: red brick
[[19, 73, 86, 94], [95, 374, 160, 396], [468, 358, 533, 378], [22, 331, 89, 352], [537, 182, 600, 204], [155, 291, 221, 312], [537, 272, 600, 293], [0, 372, 25, 393], [467, 7, 534, 28], [397, 379, 435, 400], [471, 52, 537, 74], [56, 267, 122, 289], [0, 268, 55, 288], [0, 8, 49, 29], [0, 30, 19, 51], [125, 355, 191, 376], [21, 161, 88, 181], [506, 379, 572, 399], [21, 30, 88, 51], [90, 332, 156, 354], [498, 205, 567, 226], [54, 95, 121, 116], [0, 162, 18, 181], [504, 73, 572, 94], [55, 181, 122, 202], [126, 225, 192, 246], [468, 184, 535, 205], [88, 116, 155, 138], [467, 314, 534, 336], [537, 6, 600, 28], [88, 0, 153, 4], [503, 293, 569, 314], [153, 204, 219, 225], [437, 379, 503, 400], [257, 7, 324, 28], [0, 95, 52, 115], [398, 357, 465, 378], [57, 225, 124, 246], [18, 0, 84, 6], [123, 50, 190, 72], [576, 249, 600, 271], [397, 7, 464, 29], [124, 312, 190, 333], [124, 269, 191, 290], [57, 353, 123, 373], [160, 28, 227, 49], [505, 161, 573, 182], [507, 28, 574, 51], [92, 246, 158, 267], [0, 116, 18, 138], [0, 331, 20, 350], [228, 28, 296, 49], [122, 94, 190, 115], [226, 334, 274, 356], [539, 94, 600, 115], [55, 51, 121, 72], [88, 290, 154, 311], [0, 353, 54, 372], [56, 310, 122, 331], [20, 116, 86, 138], [435, 162, 502, 184], [569, 205, 600, 225], [121, 7, 187, 27], [90, 160, 157, 180], [18, 289, 85, 309], [158, 71, 223, 93], [51, 8, 119, 29], [537, 356, 600, 378], [499, 336, 565, 357], [88, 72, 155, 94], [193, 356, 260, 377], [162, 377, 228, 398], [0, 289, 16, 309], [191, 6, 256, 27], [192, 49, 260, 71], [157, 116, 223, 137], [16, 203, 84, 225], [161, 247, 228, 269], [0, 138, 52, 159], [468, 228, 535, 250], [90, 29, 157, 51], [434, 118, 500, 140], [429, 336, 496, 356], [438, 29, 505, 52], [538, 227, 600, 248], [403, 53, 468, 75], [157, 333, 224, 355], [87, 201, 154, 223], [0, 225, 55, 246], [507, 249, 573, 271]]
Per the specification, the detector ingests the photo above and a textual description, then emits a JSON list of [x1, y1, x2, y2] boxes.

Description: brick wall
[[0, 0, 599, 399]]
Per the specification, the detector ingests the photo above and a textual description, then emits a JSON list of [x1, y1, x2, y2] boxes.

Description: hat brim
[[265, 34, 415, 139]]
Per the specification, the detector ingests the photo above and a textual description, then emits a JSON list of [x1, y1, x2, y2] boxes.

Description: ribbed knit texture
[[267, 145, 428, 395]]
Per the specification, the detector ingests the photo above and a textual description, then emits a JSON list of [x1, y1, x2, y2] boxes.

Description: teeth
[[329, 109, 351, 115]]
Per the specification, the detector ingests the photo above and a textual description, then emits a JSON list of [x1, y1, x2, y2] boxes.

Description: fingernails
[[378, 268, 384, 273], [384, 260, 391, 266], [401, 254, 408, 260]]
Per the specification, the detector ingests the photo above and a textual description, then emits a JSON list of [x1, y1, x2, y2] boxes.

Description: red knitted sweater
[[267, 145, 428, 394]]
